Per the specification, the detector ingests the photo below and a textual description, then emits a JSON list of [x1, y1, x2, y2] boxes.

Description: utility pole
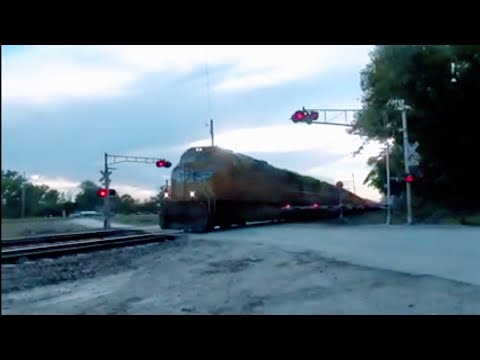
[[385, 139, 392, 225], [352, 173, 356, 194], [401, 108, 413, 225], [210, 118, 214, 147], [103, 153, 111, 229], [336, 182, 344, 220], [384, 113, 391, 225], [21, 171, 26, 218]]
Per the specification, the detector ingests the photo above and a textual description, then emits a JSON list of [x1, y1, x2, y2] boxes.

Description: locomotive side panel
[[170, 147, 366, 206], [161, 146, 375, 231]]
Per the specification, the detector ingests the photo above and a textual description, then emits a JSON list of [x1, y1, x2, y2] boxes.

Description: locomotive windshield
[[179, 147, 219, 164]]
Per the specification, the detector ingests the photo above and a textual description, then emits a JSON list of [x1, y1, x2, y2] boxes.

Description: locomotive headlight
[[189, 191, 196, 198]]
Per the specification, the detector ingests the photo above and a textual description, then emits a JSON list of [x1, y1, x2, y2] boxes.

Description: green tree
[[1, 170, 27, 218], [36, 188, 63, 217], [24, 183, 49, 216], [112, 194, 137, 214], [120, 194, 137, 214], [2, 170, 65, 217], [350, 45, 480, 210], [139, 196, 159, 214], [75, 180, 103, 211]]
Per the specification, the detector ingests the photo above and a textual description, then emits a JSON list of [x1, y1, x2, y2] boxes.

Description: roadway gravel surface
[[2, 222, 480, 315]]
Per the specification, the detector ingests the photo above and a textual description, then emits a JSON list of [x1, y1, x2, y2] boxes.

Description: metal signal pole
[[103, 153, 112, 229], [384, 113, 392, 225], [401, 109, 413, 225], [385, 139, 392, 225], [100, 153, 172, 229], [290, 107, 406, 225], [21, 171, 26, 219]]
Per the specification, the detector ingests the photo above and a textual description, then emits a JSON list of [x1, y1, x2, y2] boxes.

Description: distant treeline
[[1, 170, 162, 218]]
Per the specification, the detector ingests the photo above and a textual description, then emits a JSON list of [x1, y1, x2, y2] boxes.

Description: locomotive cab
[[159, 146, 377, 233]]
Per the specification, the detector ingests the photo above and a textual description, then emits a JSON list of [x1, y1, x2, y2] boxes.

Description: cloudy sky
[[2, 45, 383, 201]]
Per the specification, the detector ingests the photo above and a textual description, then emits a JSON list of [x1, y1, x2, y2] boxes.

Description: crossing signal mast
[[290, 108, 358, 127], [100, 153, 172, 229], [290, 105, 418, 225]]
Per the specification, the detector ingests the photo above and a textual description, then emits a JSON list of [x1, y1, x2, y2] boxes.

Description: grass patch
[[435, 217, 463, 225], [111, 214, 158, 226], [343, 210, 406, 225], [1, 219, 88, 238], [340, 208, 478, 226], [461, 214, 480, 226], [413, 207, 479, 226], [1, 217, 64, 224]]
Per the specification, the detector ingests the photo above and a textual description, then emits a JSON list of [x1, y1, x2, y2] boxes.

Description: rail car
[[159, 146, 379, 232]]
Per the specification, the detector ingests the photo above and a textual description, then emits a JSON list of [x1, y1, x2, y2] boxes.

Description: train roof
[[179, 146, 372, 201]]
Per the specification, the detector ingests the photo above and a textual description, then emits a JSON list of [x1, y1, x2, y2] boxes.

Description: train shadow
[[208, 208, 383, 233], [209, 210, 347, 233]]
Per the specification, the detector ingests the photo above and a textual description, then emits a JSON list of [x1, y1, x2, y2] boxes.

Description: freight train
[[159, 146, 379, 232]]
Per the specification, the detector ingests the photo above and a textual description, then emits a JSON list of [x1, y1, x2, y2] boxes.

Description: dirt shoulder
[[2, 234, 479, 315]]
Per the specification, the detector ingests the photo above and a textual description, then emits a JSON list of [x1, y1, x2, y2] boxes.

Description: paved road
[[190, 222, 480, 286], [3, 221, 479, 314], [72, 217, 480, 285]]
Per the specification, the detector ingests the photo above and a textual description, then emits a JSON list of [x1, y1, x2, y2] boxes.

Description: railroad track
[[1, 229, 146, 247], [1, 229, 182, 264]]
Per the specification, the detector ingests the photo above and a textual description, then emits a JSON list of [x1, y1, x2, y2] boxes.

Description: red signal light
[[97, 188, 108, 198], [156, 160, 172, 168], [312, 203, 319, 208], [291, 109, 319, 123], [405, 175, 415, 183], [292, 111, 306, 122]]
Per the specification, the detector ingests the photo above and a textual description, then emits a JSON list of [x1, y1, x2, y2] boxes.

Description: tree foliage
[[2, 170, 161, 218], [74, 180, 104, 211], [1, 170, 27, 218], [1, 170, 74, 217], [350, 45, 480, 210]]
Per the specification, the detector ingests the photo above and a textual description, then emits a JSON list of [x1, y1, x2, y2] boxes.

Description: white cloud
[[2, 58, 136, 104], [112, 184, 156, 201], [28, 174, 156, 201], [29, 175, 80, 192], [185, 124, 383, 201], [303, 149, 383, 201], [187, 123, 375, 156], [2, 45, 373, 104], [126, 120, 382, 200], [212, 45, 372, 92], [27, 122, 383, 202]]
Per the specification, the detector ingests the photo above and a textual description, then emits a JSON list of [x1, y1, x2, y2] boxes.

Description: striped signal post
[[100, 153, 173, 229]]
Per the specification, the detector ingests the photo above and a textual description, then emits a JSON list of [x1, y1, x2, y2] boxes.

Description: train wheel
[[189, 213, 214, 233], [159, 215, 170, 229]]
